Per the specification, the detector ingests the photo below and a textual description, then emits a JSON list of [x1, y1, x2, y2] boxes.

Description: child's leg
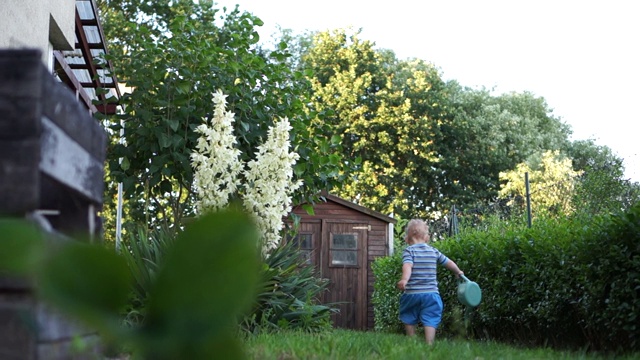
[[404, 324, 416, 336], [419, 293, 442, 344], [423, 326, 436, 344]]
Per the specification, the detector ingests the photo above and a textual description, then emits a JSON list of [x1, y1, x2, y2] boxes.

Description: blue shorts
[[398, 292, 443, 328]]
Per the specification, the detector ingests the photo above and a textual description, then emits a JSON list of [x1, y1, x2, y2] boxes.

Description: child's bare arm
[[396, 263, 413, 290], [444, 259, 464, 278]]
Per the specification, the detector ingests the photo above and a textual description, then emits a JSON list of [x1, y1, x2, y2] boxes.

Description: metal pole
[[452, 205, 459, 235], [388, 212, 394, 256], [114, 84, 132, 252], [525, 172, 532, 228], [115, 118, 124, 252], [116, 182, 123, 251]]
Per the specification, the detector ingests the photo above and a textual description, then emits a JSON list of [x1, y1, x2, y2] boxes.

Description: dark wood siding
[[289, 195, 394, 330]]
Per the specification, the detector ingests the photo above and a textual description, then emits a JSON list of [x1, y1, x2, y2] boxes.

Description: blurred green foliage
[[0, 209, 260, 359]]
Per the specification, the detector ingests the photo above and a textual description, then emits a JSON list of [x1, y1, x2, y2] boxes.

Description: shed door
[[322, 221, 368, 330]]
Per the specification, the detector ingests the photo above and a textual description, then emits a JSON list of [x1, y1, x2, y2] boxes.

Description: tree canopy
[[297, 29, 576, 219], [97, 0, 345, 228], [566, 140, 640, 215], [96, 0, 637, 230], [436, 83, 572, 210], [498, 150, 582, 217], [301, 29, 444, 217]]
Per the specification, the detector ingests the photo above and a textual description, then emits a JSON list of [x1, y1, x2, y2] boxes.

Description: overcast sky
[[214, 0, 639, 181]]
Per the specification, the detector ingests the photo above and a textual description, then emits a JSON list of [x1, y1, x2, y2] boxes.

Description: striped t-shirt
[[402, 243, 449, 294]]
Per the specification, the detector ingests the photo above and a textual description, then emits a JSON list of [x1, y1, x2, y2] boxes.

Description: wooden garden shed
[[287, 193, 397, 330]]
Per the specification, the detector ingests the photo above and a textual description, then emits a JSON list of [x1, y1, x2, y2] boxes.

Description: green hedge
[[371, 254, 403, 333], [372, 203, 640, 354], [371, 216, 407, 333]]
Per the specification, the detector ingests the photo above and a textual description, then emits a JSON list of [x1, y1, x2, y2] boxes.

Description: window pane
[[332, 234, 357, 249], [290, 233, 312, 249], [331, 250, 357, 266], [300, 234, 312, 249]]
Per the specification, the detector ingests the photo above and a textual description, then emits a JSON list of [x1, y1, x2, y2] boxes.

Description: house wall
[[0, 0, 75, 67], [291, 199, 391, 329]]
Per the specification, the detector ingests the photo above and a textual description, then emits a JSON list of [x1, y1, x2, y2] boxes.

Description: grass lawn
[[244, 329, 635, 360]]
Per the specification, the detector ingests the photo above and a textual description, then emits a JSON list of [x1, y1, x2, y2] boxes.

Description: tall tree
[[97, 0, 345, 229], [437, 83, 572, 211], [567, 140, 640, 215], [298, 29, 574, 219], [301, 29, 444, 217]]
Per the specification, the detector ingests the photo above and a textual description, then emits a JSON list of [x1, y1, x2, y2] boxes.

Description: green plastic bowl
[[457, 274, 482, 307]]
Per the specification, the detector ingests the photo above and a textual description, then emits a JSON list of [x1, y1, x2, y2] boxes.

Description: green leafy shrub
[[372, 203, 640, 354], [372, 214, 408, 334], [436, 215, 587, 347], [437, 203, 640, 353], [371, 253, 403, 333], [574, 204, 640, 351], [392, 216, 409, 251]]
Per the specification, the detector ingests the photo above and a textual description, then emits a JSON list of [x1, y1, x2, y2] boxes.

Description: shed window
[[330, 233, 358, 266], [290, 233, 313, 264]]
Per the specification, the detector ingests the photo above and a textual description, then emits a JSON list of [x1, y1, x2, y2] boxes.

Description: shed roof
[[316, 191, 397, 224]]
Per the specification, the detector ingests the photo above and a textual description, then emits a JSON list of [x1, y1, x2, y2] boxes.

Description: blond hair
[[405, 219, 430, 243]]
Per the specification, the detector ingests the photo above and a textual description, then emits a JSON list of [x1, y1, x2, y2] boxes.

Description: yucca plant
[[118, 222, 336, 334], [243, 240, 336, 334], [119, 225, 175, 326]]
